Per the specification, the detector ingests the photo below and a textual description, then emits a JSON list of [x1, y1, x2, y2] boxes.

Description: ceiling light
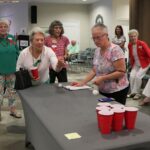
[[82, 0, 87, 2], [12, 0, 19, 3], [0, 0, 19, 3]]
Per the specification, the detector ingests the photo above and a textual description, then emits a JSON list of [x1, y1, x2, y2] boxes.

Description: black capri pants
[[100, 85, 130, 105]]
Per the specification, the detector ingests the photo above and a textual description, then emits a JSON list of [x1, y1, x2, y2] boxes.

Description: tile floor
[[0, 69, 150, 150]]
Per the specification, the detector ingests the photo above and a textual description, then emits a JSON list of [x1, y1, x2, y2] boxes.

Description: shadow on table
[[101, 128, 144, 140], [7, 125, 25, 134], [111, 141, 150, 150]]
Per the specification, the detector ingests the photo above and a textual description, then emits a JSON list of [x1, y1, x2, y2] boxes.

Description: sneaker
[[133, 94, 141, 100], [10, 112, 22, 118], [127, 93, 136, 98]]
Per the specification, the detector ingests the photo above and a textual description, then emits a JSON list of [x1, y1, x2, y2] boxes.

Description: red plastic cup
[[96, 106, 110, 129], [125, 107, 138, 130], [111, 104, 125, 109], [96, 107, 102, 129], [112, 107, 125, 132], [96, 106, 110, 114], [97, 102, 112, 108], [98, 109, 114, 134], [96, 106, 102, 114], [31, 66, 39, 79]]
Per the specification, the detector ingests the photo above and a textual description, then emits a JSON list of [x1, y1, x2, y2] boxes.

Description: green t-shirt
[[68, 44, 80, 55], [0, 34, 19, 75]]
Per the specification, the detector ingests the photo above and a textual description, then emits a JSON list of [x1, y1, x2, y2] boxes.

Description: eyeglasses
[[92, 33, 107, 41]]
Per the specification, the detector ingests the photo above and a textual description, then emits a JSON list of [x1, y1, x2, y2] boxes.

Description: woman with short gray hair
[[0, 18, 21, 119], [128, 29, 139, 37], [72, 23, 129, 105], [17, 27, 65, 84], [128, 29, 150, 100], [29, 27, 45, 42]]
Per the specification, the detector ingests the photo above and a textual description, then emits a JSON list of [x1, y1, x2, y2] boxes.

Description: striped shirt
[[45, 35, 69, 58]]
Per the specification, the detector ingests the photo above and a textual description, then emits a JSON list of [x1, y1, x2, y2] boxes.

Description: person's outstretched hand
[[57, 58, 65, 69], [70, 81, 85, 87]]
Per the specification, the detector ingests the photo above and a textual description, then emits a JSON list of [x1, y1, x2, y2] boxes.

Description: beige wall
[[112, 0, 129, 59], [89, 0, 129, 58], [112, 0, 129, 44], [0, 2, 28, 35], [112, 0, 129, 21], [0, 0, 129, 50], [28, 3, 90, 51], [89, 0, 113, 47], [29, 0, 129, 49]]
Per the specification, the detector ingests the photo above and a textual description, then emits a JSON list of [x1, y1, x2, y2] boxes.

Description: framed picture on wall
[[95, 14, 104, 24]]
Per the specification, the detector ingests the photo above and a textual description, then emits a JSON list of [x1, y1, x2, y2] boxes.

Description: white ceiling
[[24, 0, 100, 4]]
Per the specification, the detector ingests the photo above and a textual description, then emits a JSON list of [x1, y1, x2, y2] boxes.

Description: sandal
[[127, 93, 136, 98], [133, 94, 141, 100], [10, 112, 22, 118], [139, 97, 150, 106]]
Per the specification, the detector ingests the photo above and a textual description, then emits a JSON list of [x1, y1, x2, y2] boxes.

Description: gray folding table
[[18, 84, 150, 150]]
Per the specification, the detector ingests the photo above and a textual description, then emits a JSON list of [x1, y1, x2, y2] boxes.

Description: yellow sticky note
[[64, 132, 81, 140]]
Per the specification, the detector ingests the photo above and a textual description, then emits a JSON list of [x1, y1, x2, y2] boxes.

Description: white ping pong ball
[[58, 83, 63, 87], [92, 90, 99, 95]]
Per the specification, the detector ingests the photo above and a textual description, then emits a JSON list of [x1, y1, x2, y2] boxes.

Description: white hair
[[128, 29, 139, 36], [92, 23, 108, 34], [0, 18, 10, 26], [29, 27, 45, 41]]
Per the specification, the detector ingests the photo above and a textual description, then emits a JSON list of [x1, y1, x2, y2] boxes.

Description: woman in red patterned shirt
[[45, 20, 69, 83]]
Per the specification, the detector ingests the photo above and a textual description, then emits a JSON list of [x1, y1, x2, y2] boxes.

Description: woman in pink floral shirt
[[75, 23, 129, 104]]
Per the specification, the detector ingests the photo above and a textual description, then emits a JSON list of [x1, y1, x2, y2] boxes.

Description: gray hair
[[29, 27, 45, 41], [0, 18, 10, 33], [92, 23, 108, 34], [128, 29, 139, 36], [0, 18, 10, 26]]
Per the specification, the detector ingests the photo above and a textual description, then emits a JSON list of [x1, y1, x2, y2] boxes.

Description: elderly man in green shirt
[[0, 18, 21, 120], [68, 40, 80, 61]]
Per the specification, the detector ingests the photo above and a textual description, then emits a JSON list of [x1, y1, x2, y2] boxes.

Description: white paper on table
[[63, 85, 91, 91], [64, 132, 81, 140]]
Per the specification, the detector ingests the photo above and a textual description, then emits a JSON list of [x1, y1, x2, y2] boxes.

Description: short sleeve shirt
[[45, 35, 69, 57], [93, 43, 129, 93], [112, 35, 126, 45], [16, 46, 58, 83], [0, 34, 19, 74]]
